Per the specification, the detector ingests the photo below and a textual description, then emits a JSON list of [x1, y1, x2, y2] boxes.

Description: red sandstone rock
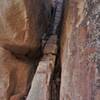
[[0, 0, 51, 55], [60, 0, 99, 100]]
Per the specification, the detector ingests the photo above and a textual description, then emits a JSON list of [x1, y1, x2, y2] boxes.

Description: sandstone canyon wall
[[60, 0, 100, 100], [0, 0, 51, 100]]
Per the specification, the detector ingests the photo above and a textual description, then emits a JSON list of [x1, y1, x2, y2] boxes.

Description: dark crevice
[[50, 0, 66, 99], [51, 43, 61, 100], [49, 0, 66, 99], [50, 46, 61, 100], [27, 0, 65, 99], [50, 13, 64, 100]]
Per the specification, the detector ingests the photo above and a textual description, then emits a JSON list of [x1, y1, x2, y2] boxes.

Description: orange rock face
[[0, 0, 51, 55], [0, 0, 51, 100], [0, 47, 32, 100]]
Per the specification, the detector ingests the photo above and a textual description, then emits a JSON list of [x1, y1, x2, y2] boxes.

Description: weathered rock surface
[[0, 0, 51, 55], [0, 0, 51, 100], [60, 0, 99, 100], [0, 46, 33, 100], [26, 35, 57, 100], [0, 0, 99, 99]]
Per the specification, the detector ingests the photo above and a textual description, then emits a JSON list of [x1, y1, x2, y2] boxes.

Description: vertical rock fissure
[[50, 0, 65, 99], [50, 38, 61, 100], [26, 0, 65, 99]]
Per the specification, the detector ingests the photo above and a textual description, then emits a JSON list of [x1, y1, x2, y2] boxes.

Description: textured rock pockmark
[[84, 0, 100, 99]]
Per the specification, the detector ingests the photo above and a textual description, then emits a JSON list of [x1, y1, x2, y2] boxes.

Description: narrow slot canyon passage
[[27, 0, 64, 100], [0, 0, 99, 100]]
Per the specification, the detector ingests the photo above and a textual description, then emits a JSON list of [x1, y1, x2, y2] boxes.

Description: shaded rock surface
[[0, 46, 33, 100], [26, 35, 58, 100], [0, 0, 51, 100], [0, 0, 51, 55]]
